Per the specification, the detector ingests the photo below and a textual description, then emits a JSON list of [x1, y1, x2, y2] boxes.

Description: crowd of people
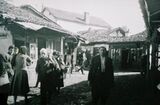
[[0, 45, 115, 105], [0, 45, 68, 105], [0, 45, 32, 105]]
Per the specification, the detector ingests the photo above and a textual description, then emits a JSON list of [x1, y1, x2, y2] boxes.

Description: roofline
[[1, 13, 73, 35], [21, 5, 61, 27], [150, 9, 160, 17], [42, 7, 111, 28], [56, 17, 110, 28], [84, 40, 146, 45]]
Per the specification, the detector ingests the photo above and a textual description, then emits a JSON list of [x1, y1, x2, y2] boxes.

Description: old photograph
[[0, 0, 160, 105]]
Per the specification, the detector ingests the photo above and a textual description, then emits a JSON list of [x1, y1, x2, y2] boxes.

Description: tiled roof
[[78, 28, 147, 43], [0, 0, 73, 34], [42, 7, 111, 28], [96, 31, 147, 43], [78, 29, 112, 42]]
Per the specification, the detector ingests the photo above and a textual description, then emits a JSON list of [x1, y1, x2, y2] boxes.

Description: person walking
[[10, 46, 32, 105], [88, 46, 114, 105], [77, 51, 86, 74]]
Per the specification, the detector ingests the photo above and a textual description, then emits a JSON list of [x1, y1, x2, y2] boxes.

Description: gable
[[20, 5, 53, 22]]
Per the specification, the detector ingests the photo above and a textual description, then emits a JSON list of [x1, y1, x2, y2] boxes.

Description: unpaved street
[[8, 71, 160, 105]]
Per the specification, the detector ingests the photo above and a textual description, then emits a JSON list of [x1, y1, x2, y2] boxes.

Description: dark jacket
[[0, 53, 11, 93], [0, 53, 13, 81], [88, 55, 114, 92], [36, 57, 50, 81], [36, 57, 56, 81]]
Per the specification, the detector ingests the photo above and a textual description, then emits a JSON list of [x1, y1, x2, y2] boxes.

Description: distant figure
[[77, 51, 83, 66], [141, 54, 147, 77], [11, 46, 32, 105], [88, 46, 114, 105], [65, 48, 73, 74], [77, 51, 86, 74], [85, 49, 91, 67]]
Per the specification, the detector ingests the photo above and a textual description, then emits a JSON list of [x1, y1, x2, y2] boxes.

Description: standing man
[[88, 46, 114, 105]]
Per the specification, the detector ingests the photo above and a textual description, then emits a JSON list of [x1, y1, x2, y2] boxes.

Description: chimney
[[84, 12, 89, 24]]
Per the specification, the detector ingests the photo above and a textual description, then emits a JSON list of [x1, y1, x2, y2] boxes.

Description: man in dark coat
[[36, 48, 58, 105], [88, 46, 114, 105]]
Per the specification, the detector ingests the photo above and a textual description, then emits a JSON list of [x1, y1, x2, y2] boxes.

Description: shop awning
[[15, 22, 44, 30], [15, 22, 74, 35], [13, 21, 79, 41]]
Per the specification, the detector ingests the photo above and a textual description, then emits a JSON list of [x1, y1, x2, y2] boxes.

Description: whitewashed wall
[[0, 26, 13, 54]]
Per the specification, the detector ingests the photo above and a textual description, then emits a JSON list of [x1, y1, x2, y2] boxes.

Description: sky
[[9, 0, 146, 35]]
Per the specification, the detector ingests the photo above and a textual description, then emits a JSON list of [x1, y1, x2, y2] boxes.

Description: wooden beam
[[150, 9, 160, 17], [151, 20, 160, 23]]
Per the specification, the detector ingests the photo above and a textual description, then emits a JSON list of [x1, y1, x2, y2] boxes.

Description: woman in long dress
[[11, 46, 32, 105]]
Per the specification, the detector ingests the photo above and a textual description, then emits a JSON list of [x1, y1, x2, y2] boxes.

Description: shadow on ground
[[29, 81, 90, 105], [10, 73, 160, 105]]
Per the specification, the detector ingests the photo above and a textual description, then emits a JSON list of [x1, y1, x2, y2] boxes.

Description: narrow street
[[8, 70, 160, 105]]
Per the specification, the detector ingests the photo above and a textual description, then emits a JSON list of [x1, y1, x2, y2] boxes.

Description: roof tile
[[78, 29, 147, 43]]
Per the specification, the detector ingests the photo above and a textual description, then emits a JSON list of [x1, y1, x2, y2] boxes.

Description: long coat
[[88, 55, 114, 94]]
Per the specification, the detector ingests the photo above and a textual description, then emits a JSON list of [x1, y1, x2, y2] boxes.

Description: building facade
[[79, 28, 147, 71]]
